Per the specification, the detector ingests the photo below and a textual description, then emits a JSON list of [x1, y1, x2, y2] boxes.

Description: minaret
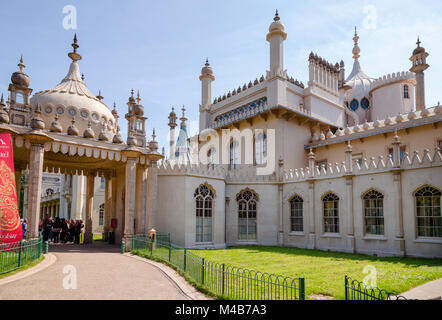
[[8, 55, 32, 126], [168, 107, 177, 160], [125, 89, 147, 147], [410, 37, 429, 110], [266, 10, 287, 78], [199, 58, 215, 131]]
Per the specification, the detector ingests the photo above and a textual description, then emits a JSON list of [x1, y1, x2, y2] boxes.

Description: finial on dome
[[182, 105, 186, 118], [0, 94, 4, 107], [136, 90, 141, 104], [68, 33, 82, 62], [352, 26, 360, 60], [81, 73, 85, 81], [205, 57, 209, 66], [416, 36, 421, 47], [274, 9, 280, 21], [152, 128, 156, 141], [96, 90, 103, 101], [18, 55, 25, 72]]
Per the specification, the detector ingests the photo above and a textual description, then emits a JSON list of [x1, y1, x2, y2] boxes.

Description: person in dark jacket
[[42, 215, 53, 242]]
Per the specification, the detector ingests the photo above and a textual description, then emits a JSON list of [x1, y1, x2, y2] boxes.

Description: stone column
[[345, 177, 355, 253], [124, 158, 137, 238], [27, 143, 45, 239], [307, 181, 316, 249], [135, 165, 144, 234], [84, 172, 95, 244], [393, 171, 405, 256], [147, 161, 158, 230], [139, 165, 148, 234], [103, 173, 112, 241]]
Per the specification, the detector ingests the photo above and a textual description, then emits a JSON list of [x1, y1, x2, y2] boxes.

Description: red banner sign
[[0, 133, 23, 243]]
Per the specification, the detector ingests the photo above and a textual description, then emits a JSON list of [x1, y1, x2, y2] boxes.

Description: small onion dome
[[67, 118, 79, 136], [413, 38, 426, 55], [149, 129, 158, 152], [127, 135, 137, 146], [268, 10, 286, 36], [83, 121, 95, 139], [128, 89, 136, 103], [112, 127, 123, 144], [0, 94, 9, 124], [30, 104, 45, 130], [133, 104, 144, 116], [50, 115, 62, 133], [112, 102, 118, 118], [98, 125, 109, 141], [11, 56, 30, 88], [201, 58, 213, 77]]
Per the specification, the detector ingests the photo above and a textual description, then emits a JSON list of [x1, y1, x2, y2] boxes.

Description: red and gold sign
[[0, 133, 22, 243]]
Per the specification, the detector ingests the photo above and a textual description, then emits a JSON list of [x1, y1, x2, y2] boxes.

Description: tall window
[[100, 176, 105, 190], [388, 146, 406, 162], [254, 132, 267, 165], [363, 190, 384, 235], [99, 203, 104, 226], [403, 85, 409, 99], [415, 186, 441, 238], [323, 193, 339, 233], [290, 195, 303, 232], [207, 147, 216, 166], [194, 183, 215, 242], [237, 189, 259, 240], [230, 140, 239, 169]]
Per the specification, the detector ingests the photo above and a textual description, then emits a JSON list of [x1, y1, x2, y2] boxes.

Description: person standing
[[21, 218, 27, 239]]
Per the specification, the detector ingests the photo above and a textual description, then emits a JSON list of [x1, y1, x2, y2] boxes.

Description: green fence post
[[38, 238, 42, 257], [299, 277, 305, 300], [345, 275, 348, 300], [183, 249, 187, 272], [168, 244, 171, 262], [17, 241, 23, 268], [150, 239, 153, 256], [121, 240, 126, 254], [222, 263, 225, 296], [44, 241, 49, 254], [201, 258, 205, 285]]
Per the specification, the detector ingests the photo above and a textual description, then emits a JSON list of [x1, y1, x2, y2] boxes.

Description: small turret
[[410, 37, 429, 110]]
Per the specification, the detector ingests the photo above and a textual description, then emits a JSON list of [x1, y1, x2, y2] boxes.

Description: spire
[[68, 33, 82, 62], [180, 105, 187, 123], [352, 26, 360, 60], [96, 90, 103, 101], [18, 55, 25, 72], [416, 36, 421, 47], [205, 57, 209, 66], [274, 9, 280, 21], [136, 90, 141, 104]]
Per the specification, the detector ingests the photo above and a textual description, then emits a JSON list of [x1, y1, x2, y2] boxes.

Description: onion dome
[[200, 58, 215, 81], [413, 37, 425, 55], [30, 34, 115, 138], [11, 56, 30, 88], [98, 123, 109, 141], [111, 102, 119, 119], [0, 94, 9, 124], [148, 129, 158, 152], [127, 135, 137, 146], [268, 10, 285, 34], [128, 89, 136, 104], [83, 121, 95, 138], [168, 106, 177, 128], [133, 91, 144, 116], [67, 118, 79, 136], [30, 104, 45, 130], [49, 114, 62, 133], [113, 126, 123, 144]]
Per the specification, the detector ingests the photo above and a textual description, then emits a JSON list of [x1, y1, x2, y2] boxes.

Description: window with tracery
[[323, 193, 339, 233], [415, 186, 441, 238], [237, 189, 259, 240], [194, 184, 215, 242], [363, 190, 384, 235], [290, 195, 303, 232]]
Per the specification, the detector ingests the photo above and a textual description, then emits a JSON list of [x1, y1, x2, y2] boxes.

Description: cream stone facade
[[1, 12, 440, 258]]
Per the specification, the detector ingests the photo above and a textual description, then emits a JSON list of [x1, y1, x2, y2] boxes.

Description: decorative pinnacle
[[136, 90, 141, 104], [68, 33, 82, 62], [131, 88, 134, 97], [0, 94, 4, 107], [81, 73, 85, 81], [205, 57, 209, 66], [180, 105, 187, 122], [352, 26, 360, 60], [416, 36, 421, 47], [97, 90, 103, 101], [152, 128, 156, 141], [274, 9, 280, 21], [18, 55, 25, 72]]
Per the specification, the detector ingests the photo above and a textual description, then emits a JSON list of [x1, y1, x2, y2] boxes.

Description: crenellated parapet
[[158, 161, 226, 179], [308, 52, 340, 94], [212, 76, 266, 105], [284, 147, 442, 182], [369, 71, 415, 93]]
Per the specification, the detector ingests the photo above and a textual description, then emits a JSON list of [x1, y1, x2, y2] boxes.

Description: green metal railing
[[127, 236, 305, 300], [345, 276, 408, 300], [0, 237, 44, 275]]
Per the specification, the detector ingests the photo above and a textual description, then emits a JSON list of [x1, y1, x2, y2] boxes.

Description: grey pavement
[[0, 242, 198, 300]]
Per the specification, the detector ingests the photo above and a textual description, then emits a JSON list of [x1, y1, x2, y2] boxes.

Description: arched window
[[361, 97, 370, 110], [363, 190, 384, 235], [237, 189, 259, 240], [323, 193, 339, 233], [230, 140, 239, 169], [290, 195, 303, 232], [254, 132, 267, 165], [99, 203, 104, 226], [415, 186, 441, 238], [350, 99, 359, 111], [403, 85, 409, 99], [194, 183, 215, 242]]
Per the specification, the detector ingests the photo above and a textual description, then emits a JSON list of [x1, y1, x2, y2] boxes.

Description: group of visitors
[[39, 215, 84, 244]]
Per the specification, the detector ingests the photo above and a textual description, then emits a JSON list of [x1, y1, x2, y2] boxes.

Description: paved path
[[0, 242, 203, 300], [401, 277, 442, 300]]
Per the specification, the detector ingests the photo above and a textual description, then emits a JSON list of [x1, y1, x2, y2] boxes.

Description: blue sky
[[0, 0, 441, 153]]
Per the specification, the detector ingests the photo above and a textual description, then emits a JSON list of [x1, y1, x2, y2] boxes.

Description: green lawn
[[191, 246, 442, 300]]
